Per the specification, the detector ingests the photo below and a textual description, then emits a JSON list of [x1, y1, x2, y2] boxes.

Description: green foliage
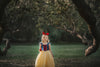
[[2, 0, 89, 42], [36, 0, 88, 34]]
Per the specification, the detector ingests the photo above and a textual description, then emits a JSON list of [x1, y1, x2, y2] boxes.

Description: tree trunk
[[0, 0, 11, 56], [72, 0, 100, 56]]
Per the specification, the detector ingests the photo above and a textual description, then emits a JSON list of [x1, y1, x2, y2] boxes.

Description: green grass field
[[0, 43, 100, 67]]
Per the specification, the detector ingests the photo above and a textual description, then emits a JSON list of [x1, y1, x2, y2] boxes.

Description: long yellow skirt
[[35, 50, 55, 67]]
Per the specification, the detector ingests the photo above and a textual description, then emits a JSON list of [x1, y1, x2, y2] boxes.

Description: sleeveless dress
[[35, 42, 55, 67]]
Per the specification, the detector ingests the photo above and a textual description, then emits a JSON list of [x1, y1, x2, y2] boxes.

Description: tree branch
[[72, 0, 99, 56]]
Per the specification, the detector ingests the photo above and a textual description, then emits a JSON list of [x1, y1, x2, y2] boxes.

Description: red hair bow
[[42, 32, 49, 35]]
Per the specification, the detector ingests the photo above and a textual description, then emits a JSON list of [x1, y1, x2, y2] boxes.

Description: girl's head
[[41, 32, 50, 43]]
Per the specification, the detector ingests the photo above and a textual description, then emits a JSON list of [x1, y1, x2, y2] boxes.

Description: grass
[[0, 43, 100, 67]]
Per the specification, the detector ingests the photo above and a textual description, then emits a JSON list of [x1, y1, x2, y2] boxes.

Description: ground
[[0, 43, 100, 67]]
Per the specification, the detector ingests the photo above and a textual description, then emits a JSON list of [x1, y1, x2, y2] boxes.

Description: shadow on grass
[[0, 62, 33, 67], [0, 58, 100, 67], [55, 58, 100, 67]]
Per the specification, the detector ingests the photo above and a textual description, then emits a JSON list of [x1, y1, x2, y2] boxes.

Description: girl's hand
[[39, 43, 42, 52], [50, 50, 54, 57], [39, 49, 42, 52]]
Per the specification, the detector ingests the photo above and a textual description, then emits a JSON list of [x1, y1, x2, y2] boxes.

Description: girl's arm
[[49, 43, 54, 57], [39, 43, 42, 52]]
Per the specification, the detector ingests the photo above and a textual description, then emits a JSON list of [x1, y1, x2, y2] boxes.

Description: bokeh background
[[0, 0, 100, 67]]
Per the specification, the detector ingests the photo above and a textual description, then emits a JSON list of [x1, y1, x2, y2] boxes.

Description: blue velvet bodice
[[40, 42, 50, 51]]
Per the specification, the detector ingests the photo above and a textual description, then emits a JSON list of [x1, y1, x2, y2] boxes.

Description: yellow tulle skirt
[[35, 50, 55, 67]]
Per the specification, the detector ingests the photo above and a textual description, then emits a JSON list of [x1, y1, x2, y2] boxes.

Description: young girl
[[35, 32, 55, 67]]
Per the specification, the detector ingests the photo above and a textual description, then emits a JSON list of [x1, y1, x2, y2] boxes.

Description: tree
[[0, 0, 11, 56], [36, 0, 92, 45], [72, 0, 100, 56]]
